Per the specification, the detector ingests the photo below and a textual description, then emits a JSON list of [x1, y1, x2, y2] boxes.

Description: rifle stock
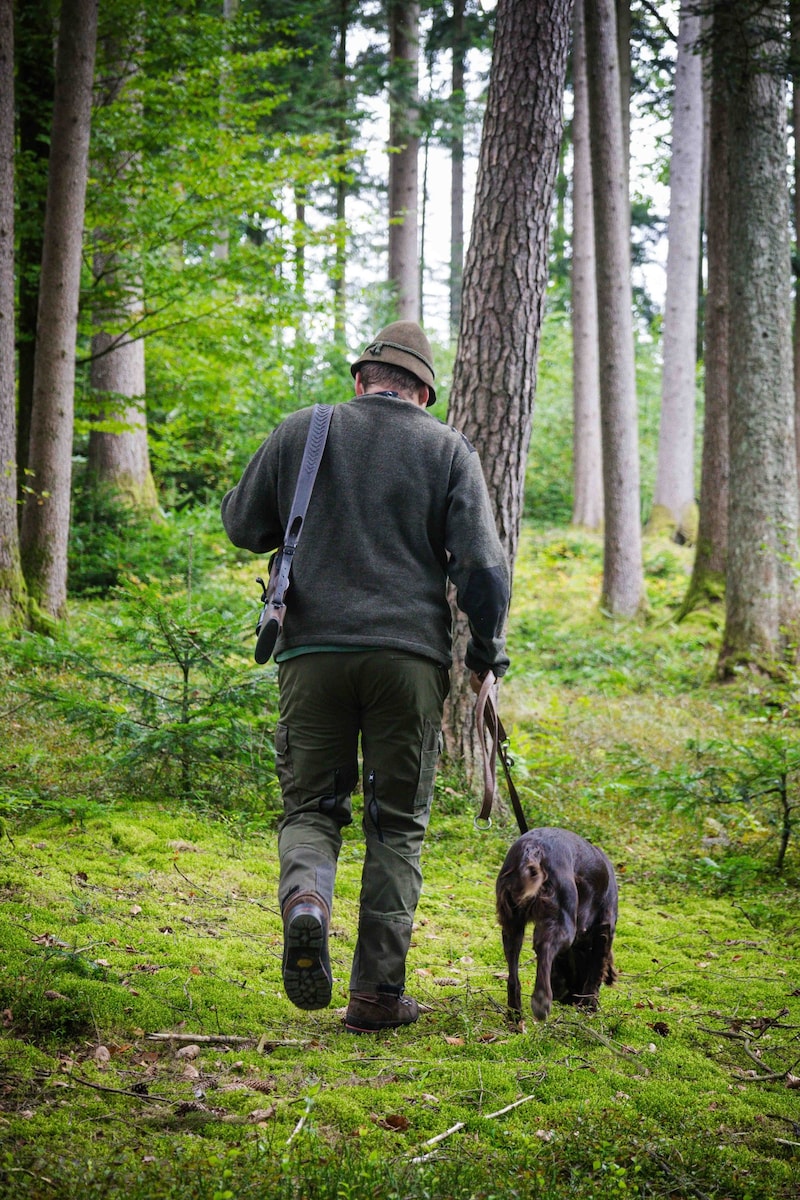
[[254, 552, 287, 664]]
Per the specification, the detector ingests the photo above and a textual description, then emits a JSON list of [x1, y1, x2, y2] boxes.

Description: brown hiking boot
[[344, 990, 419, 1034], [281, 892, 332, 1011]]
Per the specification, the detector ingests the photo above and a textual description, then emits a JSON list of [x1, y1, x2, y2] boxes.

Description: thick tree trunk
[[87, 293, 157, 512], [650, 1, 703, 542], [443, 0, 572, 767], [0, 0, 26, 625], [449, 0, 465, 344], [571, 0, 603, 531], [332, 2, 349, 346], [388, 0, 420, 321], [792, 0, 800, 492], [678, 6, 729, 619], [14, 0, 54, 498], [19, 0, 98, 622], [718, 0, 800, 674], [87, 29, 158, 515], [585, 0, 645, 618]]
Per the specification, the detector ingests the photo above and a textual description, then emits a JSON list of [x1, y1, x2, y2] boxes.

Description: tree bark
[[677, 5, 729, 619], [652, 0, 705, 542], [443, 0, 572, 766], [19, 0, 98, 622], [87, 27, 158, 515], [616, 0, 631, 199], [388, 0, 420, 321], [791, 0, 800, 493], [718, 0, 800, 674], [571, 0, 603, 531], [449, 0, 466, 344], [332, 0, 349, 346], [585, 0, 645, 617], [0, 0, 26, 625], [650, 1, 703, 542], [14, 0, 54, 499]]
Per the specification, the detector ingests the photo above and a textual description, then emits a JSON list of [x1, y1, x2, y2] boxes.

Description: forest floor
[[0, 524, 798, 1199]]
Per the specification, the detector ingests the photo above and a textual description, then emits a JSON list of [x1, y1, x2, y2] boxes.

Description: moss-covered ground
[[1, 527, 798, 1199]]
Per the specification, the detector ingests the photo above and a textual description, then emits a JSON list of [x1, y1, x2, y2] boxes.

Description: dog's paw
[[530, 990, 551, 1021]]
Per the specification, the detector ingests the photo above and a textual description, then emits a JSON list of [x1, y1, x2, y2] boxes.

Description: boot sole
[[282, 910, 332, 1010]]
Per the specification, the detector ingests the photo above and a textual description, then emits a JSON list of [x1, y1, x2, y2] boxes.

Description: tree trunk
[[449, 0, 465, 344], [571, 0, 603, 531], [443, 0, 572, 767], [211, 0, 239, 263], [333, 1, 349, 346], [87, 288, 157, 513], [650, 1, 703, 542], [0, 0, 26, 625], [19, 0, 98, 623], [14, 0, 54, 499], [87, 28, 158, 515], [388, 0, 420, 321], [718, 0, 800, 675], [791, 0, 800, 493], [585, 0, 645, 617], [616, 0, 631, 199], [677, 5, 729, 619]]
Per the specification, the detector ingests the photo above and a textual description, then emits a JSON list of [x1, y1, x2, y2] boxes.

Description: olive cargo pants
[[275, 650, 449, 995]]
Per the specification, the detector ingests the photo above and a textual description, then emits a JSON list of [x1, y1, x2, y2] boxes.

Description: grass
[[1, 525, 799, 1199]]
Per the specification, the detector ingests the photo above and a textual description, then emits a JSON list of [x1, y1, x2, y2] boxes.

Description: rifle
[[253, 403, 333, 665]]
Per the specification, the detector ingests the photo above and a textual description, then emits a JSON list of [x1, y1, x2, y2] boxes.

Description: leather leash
[[475, 671, 528, 835]]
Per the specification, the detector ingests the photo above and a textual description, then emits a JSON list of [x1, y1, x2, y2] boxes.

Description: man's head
[[350, 320, 436, 407]]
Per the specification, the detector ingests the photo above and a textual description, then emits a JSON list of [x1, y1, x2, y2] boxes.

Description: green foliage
[[68, 476, 224, 596], [4, 577, 279, 815]]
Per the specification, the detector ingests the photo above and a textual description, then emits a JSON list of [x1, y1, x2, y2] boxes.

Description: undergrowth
[[1, 523, 798, 1199]]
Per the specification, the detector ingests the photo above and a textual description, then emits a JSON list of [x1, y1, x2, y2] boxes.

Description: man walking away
[[221, 321, 510, 1032]]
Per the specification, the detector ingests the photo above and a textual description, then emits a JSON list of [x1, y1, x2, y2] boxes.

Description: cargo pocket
[[413, 720, 442, 812], [274, 721, 296, 806]]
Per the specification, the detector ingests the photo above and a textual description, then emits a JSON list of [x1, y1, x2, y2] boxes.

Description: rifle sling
[[272, 403, 334, 600]]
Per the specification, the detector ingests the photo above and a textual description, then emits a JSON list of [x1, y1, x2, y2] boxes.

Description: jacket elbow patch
[[462, 566, 509, 636]]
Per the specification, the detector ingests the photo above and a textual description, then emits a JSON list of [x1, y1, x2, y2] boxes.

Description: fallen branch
[[68, 1073, 175, 1106], [484, 1093, 538, 1120], [145, 1031, 309, 1050], [409, 1093, 538, 1162]]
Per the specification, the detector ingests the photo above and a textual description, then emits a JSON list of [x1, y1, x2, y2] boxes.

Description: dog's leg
[[531, 911, 575, 1021], [572, 922, 616, 1009], [502, 916, 526, 1014]]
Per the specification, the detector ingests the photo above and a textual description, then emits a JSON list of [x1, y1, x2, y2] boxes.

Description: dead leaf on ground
[[370, 1113, 410, 1131], [248, 1105, 277, 1123], [444, 1036, 464, 1046], [92, 1046, 111, 1069]]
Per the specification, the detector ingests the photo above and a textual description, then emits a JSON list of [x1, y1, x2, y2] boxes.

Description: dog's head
[[496, 839, 547, 919]]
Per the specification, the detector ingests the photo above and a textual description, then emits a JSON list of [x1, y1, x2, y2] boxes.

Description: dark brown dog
[[496, 827, 618, 1021]]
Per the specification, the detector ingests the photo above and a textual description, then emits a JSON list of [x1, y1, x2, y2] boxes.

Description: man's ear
[[354, 371, 365, 396]]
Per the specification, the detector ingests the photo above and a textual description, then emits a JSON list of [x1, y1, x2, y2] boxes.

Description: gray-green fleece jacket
[[221, 393, 510, 675]]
